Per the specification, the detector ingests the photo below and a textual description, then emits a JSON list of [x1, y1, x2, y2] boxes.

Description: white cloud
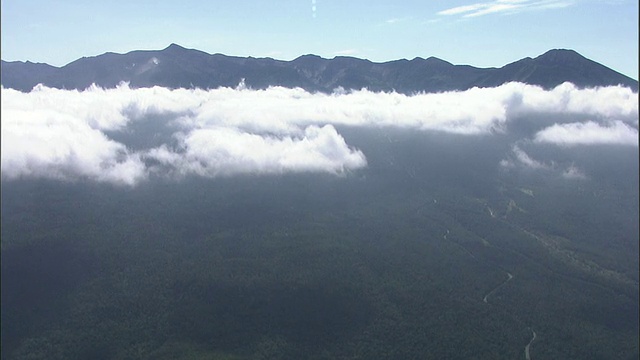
[[501, 145, 593, 180], [438, 0, 573, 18], [500, 144, 585, 179], [562, 164, 587, 180], [145, 125, 366, 177], [1, 82, 636, 185], [1, 88, 146, 186], [501, 145, 550, 169], [516, 82, 638, 121], [334, 49, 359, 56], [384, 17, 411, 24], [439, 3, 488, 16], [533, 120, 639, 146]]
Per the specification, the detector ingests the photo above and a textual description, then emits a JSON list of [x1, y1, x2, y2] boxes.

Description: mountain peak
[[163, 43, 188, 52], [425, 56, 452, 66], [535, 49, 587, 64], [295, 54, 324, 60]]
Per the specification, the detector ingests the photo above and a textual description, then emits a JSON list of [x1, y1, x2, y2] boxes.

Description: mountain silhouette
[[2, 44, 637, 93]]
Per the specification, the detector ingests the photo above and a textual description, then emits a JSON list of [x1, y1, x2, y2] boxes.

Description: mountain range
[[1, 43, 637, 93]]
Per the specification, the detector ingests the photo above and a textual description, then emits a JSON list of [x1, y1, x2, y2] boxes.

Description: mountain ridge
[[2, 44, 637, 93]]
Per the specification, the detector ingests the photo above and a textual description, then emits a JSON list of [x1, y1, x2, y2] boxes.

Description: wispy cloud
[[261, 50, 283, 59], [334, 49, 359, 56], [562, 164, 587, 179], [500, 144, 589, 179], [438, 0, 573, 18], [501, 145, 550, 169], [384, 17, 412, 24]]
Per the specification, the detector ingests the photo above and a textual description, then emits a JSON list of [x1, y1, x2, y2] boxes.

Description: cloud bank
[[1, 82, 637, 185]]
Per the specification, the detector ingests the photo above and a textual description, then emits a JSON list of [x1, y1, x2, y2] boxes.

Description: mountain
[[1, 44, 638, 93]]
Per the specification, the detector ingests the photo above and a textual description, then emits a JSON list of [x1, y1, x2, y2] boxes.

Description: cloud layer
[[1, 82, 637, 185]]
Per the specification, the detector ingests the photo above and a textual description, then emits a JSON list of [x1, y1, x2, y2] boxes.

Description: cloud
[[334, 49, 359, 56], [519, 83, 639, 120], [261, 50, 284, 59], [500, 144, 589, 179], [145, 125, 366, 177], [1, 82, 636, 186], [533, 120, 639, 146], [183, 82, 636, 135], [500, 145, 550, 169], [1, 87, 146, 186], [438, 0, 573, 18], [384, 17, 411, 25], [562, 164, 587, 180]]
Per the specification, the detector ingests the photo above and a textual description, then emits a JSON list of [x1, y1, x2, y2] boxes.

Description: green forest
[[2, 127, 638, 359]]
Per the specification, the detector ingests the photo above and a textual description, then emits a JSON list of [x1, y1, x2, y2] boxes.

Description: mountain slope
[[2, 44, 637, 93], [474, 49, 637, 89]]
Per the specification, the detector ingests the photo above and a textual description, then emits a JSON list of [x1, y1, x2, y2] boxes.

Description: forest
[[2, 125, 638, 359]]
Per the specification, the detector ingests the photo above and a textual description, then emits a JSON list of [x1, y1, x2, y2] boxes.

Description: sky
[[1, 0, 638, 79]]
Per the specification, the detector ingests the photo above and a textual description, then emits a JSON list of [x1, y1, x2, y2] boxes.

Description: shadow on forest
[[169, 280, 373, 350], [1, 241, 97, 357]]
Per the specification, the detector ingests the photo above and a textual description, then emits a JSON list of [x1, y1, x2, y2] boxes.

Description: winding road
[[483, 272, 513, 303], [525, 328, 537, 360], [442, 228, 538, 359]]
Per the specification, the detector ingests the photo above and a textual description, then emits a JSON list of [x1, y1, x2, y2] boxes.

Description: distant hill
[[1, 44, 637, 93]]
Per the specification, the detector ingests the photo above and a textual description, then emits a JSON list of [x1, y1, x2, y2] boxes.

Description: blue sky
[[1, 0, 638, 79]]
